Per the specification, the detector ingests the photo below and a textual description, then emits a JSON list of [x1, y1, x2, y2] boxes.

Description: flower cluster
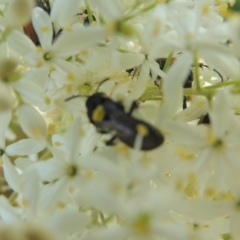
[[0, 0, 240, 239]]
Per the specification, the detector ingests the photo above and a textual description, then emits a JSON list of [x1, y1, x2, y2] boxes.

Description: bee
[[66, 79, 164, 151]]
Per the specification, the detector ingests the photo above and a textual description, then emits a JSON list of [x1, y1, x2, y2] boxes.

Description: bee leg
[[128, 101, 138, 116], [105, 135, 118, 146]]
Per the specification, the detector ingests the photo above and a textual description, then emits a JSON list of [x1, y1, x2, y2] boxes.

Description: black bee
[[66, 79, 164, 151]]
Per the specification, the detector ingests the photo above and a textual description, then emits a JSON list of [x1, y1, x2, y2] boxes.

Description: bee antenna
[[65, 94, 86, 102], [96, 78, 110, 92]]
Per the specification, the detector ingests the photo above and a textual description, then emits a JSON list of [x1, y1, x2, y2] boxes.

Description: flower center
[[43, 52, 53, 61], [66, 165, 78, 177]]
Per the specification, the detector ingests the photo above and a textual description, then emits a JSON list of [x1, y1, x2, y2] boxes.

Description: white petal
[[2, 155, 21, 193], [50, 0, 80, 28], [22, 168, 40, 220], [111, 52, 144, 70], [0, 196, 20, 222], [32, 159, 64, 181], [5, 139, 46, 156], [46, 206, 90, 234], [52, 26, 105, 57], [18, 104, 47, 139], [89, 0, 123, 20], [0, 109, 11, 148], [129, 62, 149, 99], [65, 117, 81, 163], [198, 41, 240, 79], [39, 177, 69, 214], [7, 30, 36, 55], [157, 52, 193, 122], [146, 58, 166, 79], [210, 89, 232, 138], [15, 157, 33, 171], [12, 79, 44, 106], [230, 212, 240, 240], [32, 7, 53, 50]]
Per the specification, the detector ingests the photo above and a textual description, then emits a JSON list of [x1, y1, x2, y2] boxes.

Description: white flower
[[7, 7, 105, 90]]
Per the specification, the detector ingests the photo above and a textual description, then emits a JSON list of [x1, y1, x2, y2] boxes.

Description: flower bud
[[6, 0, 35, 27]]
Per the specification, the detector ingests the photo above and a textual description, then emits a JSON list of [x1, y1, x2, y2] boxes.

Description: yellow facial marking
[[92, 105, 106, 122], [136, 124, 149, 136]]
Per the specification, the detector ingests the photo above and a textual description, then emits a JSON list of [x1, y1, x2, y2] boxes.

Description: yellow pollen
[[79, 129, 85, 137], [32, 128, 41, 136], [207, 133, 223, 148], [67, 72, 75, 81], [57, 202, 65, 209], [85, 170, 93, 179], [197, 101, 205, 107], [116, 142, 130, 153], [204, 188, 216, 198], [92, 105, 106, 122], [54, 141, 61, 147], [44, 96, 51, 105], [22, 198, 29, 207], [41, 26, 49, 32], [66, 84, 73, 93], [136, 124, 149, 136], [175, 149, 195, 160], [48, 124, 55, 135], [49, 65, 56, 72], [116, 94, 123, 102], [36, 46, 42, 52], [153, 19, 161, 36], [65, 26, 72, 32], [165, 172, 171, 177], [218, 3, 233, 18], [202, 4, 210, 15], [80, 49, 88, 56], [132, 213, 151, 235], [185, 33, 194, 41], [36, 60, 43, 67]]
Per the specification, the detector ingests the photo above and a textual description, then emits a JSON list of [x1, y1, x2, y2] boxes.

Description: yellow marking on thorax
[[92, 105, 106, 122], [136, 124, 149, 136]]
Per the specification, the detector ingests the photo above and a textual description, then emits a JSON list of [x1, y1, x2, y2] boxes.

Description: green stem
[[123, 2, 157, 22], [84, 0, 94, 24], [9, 192, 18, 205], [163, 52, 174, 72]]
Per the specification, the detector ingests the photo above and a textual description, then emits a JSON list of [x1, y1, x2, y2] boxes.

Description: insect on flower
[[154, 58, 223, 109], [65, 79, 164, 151], [76, 9, 97, 26]]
